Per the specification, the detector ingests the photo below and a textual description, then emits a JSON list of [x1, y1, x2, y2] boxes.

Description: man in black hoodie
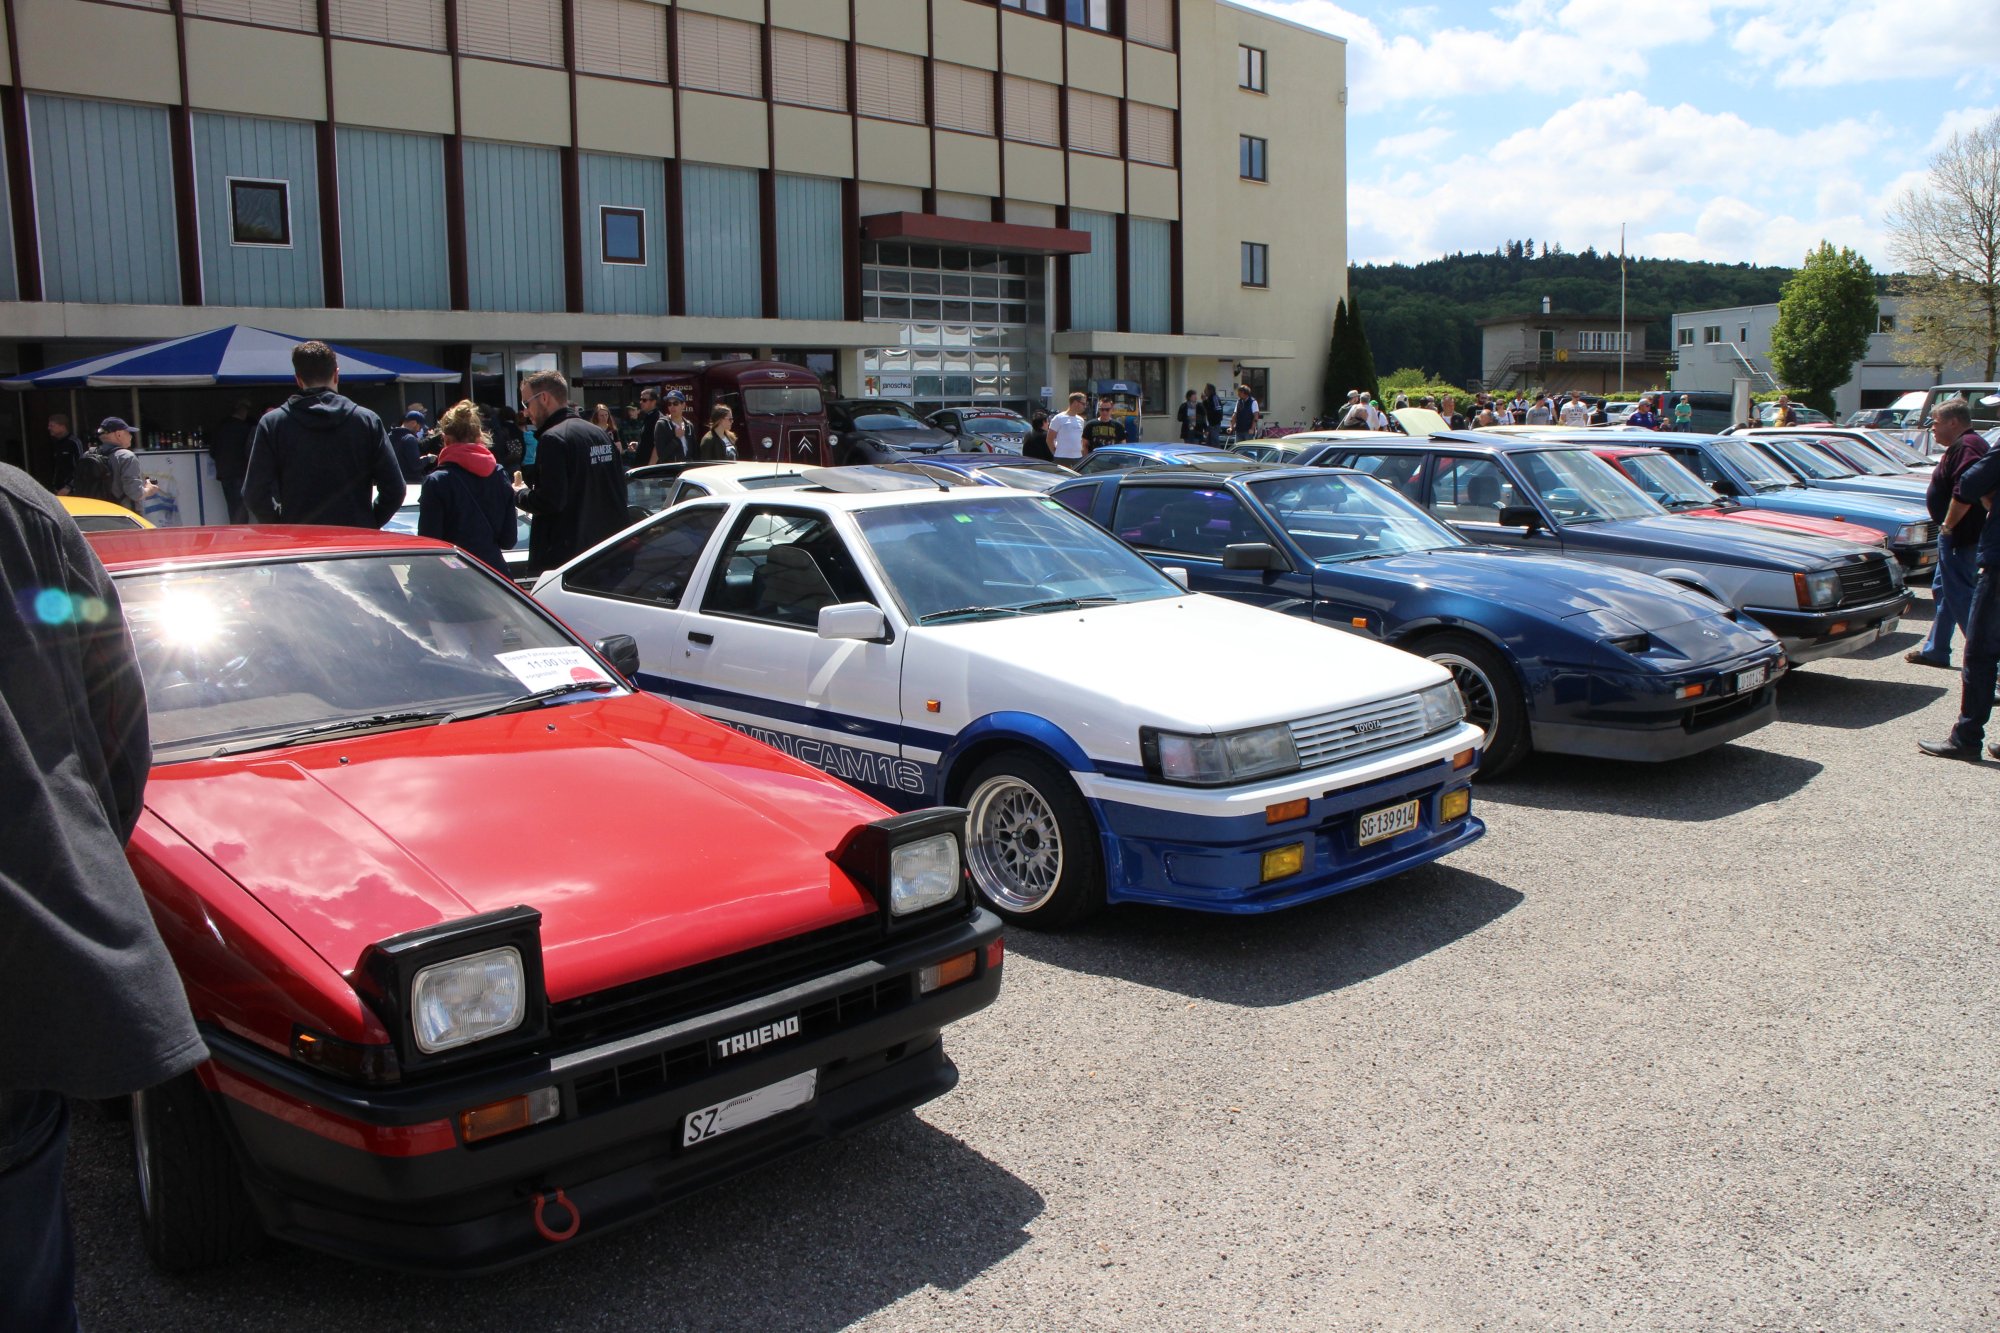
[[242, 341, 405, 528], [514, 370, 627, 573]]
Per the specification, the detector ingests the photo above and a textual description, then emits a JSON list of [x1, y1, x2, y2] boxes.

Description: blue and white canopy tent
[[0, 324, 460, 389]]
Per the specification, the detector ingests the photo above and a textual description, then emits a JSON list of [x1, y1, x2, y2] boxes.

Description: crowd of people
[[1321, 387, 1719, 433]]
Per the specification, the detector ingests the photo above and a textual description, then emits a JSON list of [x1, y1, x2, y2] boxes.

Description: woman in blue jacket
[[418, 400, 517, 575]]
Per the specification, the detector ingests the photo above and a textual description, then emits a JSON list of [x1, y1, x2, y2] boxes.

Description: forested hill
[[1350, 244, 1794, 387]]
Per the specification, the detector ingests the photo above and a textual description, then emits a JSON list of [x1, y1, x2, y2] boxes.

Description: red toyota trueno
[[1592, 445, 1890, 549], [92, 525, 1002, 1274]]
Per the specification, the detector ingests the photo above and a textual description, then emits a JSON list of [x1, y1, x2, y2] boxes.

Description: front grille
[[568, 975, 910, 1119], [1836, 555, 1895, 607], [1289, 695, 1428, 769], [548, 916, 884, 1046]]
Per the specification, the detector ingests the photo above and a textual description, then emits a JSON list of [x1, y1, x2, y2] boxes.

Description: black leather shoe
[[1919, 739, 1984, 761]]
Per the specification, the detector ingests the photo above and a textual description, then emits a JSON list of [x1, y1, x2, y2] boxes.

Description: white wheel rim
[[1432, 652, 1500, 748], [966, 774, 1064, 913]]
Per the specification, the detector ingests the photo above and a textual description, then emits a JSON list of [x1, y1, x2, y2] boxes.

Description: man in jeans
[[0, 466, 205, 1327], [1919, 413, 2000, 761], [1908, 398, 1986, 669]]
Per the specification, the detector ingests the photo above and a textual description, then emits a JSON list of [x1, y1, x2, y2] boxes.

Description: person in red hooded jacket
[[417, 400, 518, 575]]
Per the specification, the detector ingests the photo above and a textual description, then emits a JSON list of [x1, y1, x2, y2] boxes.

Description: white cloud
[[1375, 127, 1454, 158], [1350, 93, 1890, 266], [1730, 0, 2000, 89], [1927, 105, 2000, 154]]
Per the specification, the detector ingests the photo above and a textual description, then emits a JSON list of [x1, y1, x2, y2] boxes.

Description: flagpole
[[1618, 224, 1628, 395]]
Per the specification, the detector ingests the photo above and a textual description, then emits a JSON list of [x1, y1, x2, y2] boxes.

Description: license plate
[[1357, 798, 1420, 846], [682, 1069, 817, 1147], [1734, 665, 1768, 695]]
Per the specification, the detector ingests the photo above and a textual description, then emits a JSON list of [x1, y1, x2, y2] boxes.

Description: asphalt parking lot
[[67, 599, 2000, 1331]]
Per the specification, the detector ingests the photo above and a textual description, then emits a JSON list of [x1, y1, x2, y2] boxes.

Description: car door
[[1105, 481, 1309, 614], [543, 504, 728, 692], [1426, 452, 1564, 553], [673, 504, 916, 804]]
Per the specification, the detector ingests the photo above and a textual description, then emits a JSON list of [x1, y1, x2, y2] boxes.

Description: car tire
[[960, 751, 1104, 929], [1418, 632, 1528, 777], [132, 1071, 265, 1273]]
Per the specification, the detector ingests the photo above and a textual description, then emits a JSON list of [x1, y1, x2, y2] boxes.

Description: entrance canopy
[[0, 325, 460, 389]]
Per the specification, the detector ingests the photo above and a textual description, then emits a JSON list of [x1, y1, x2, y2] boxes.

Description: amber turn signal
[[1265, 797, 1310, 824], [1452, 748, 1476, 771], [459, 1086, 560, 1143], [919, 950, 978, 994], [1675, 683, 1706, 699]]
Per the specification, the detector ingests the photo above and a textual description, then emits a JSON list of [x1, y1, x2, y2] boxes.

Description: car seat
[[1464, 470, 1502, 511], [751, 544, 839, 626]]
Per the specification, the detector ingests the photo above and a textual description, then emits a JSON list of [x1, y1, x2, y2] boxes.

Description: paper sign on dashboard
[[495, 647, 612, 692]]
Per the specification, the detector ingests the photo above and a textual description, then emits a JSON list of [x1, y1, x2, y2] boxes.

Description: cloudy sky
[[1235, 0, 2000, 269]]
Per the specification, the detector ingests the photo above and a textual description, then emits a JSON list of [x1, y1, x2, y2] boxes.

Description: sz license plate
[[682, 1070, 817, 1148], [1357, 798, 1420, 846]]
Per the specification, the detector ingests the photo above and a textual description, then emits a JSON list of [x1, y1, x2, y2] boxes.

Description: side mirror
[[818, 601, 889, 642], [1160, 565, 1190, 589], [1497, 505, 1543, 532], [593, 633, 640, 680], [1222, 542, 1287, 571], [1710, 476, 1744, 497]]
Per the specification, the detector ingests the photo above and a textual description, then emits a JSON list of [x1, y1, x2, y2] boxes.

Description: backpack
[[72, 449, 117, 502]]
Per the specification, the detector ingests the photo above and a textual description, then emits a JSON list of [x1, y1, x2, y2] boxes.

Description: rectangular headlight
[[1795, 569, 1840, 608], [412, 946, 527, 1054], [889, 832, 961, 916], [1418, 681, 1465, 734], [1142, 723, 1299, 785]]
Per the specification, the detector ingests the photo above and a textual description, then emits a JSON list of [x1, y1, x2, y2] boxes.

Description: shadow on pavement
[[1007, 864, 1521, 1007], [1480, 742, 1822, 819], [69, 1106, 1040, 1333], [1779, 670, 1950, 728]]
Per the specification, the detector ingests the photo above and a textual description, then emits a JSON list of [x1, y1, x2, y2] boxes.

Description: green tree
[[1768, 242, 1877, 416], [1322, 298, 1350, 419], [1347, 289, 1381, 405], [1886, 111, 2000, 378], [1324, 291, 1378, 408]]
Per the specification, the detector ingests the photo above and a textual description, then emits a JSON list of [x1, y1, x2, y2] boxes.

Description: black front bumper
[[205, 910, 1003, 1274], [1745, 591, 1911, 662]]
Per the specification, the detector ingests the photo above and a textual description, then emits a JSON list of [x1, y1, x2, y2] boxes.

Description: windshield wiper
[[1011, 595, 1119, 613], [916, 605, 1026, 624], [207, 710, 450, 758], [445, 680, 619, 723]]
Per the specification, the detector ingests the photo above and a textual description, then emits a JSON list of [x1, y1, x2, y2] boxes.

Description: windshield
[[961, 415, 1030, 436], [1615, 453, 1719, 509], [978, 464, 1073, 492], [1513, 449, 1662, 523], [1756, 436, 1850, 479], [742, 386, 823, 416], [120, 552, 612, 762], [1249, 471, 1465, 560], [1711, 439, 1798, 489], [850, 413, 929, 431], [1813, 436, 1899, 475], [853, 495, 1180, 623], [1863, 430, 1922, 465]]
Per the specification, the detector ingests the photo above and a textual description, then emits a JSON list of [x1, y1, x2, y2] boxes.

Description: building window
[[1877, 313, 1895, 333], [1067, 89, 1120, 156], [1239, 134, 1266, 181], [856, 47, 925, 124], [601, 206, 645, 265], [228, 179, 291, 247], [1738, 325, 1748, 341], [1067, 0, 1110, 29], [1128, 103, 1175, 167], [574, 0, 667, 82], [678, 12, 763, 98], [771, 30, 848, 112], [1702, 325, 1721, 343], [1576, 331, 1631, 352], [1002, 76, 1061, 148], [456, 0, 564, 66], [1000, 0, 1051, 13], [1677, 327, 1695, 346], [183, 0, 315, 31], [1241, 241, 1268, 288], [934, 63, 995, 136], [331, 0, 446, 48], [1238, 45, 1265, 92], [1126, 0, 1173, 49]]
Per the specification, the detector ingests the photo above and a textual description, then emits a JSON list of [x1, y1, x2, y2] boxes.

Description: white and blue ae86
[[533, 471, 1485, 926]]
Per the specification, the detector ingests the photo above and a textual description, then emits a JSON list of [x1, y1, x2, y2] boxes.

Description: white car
[[533, 470, 1485, 927], [627, 460, 818, 513]]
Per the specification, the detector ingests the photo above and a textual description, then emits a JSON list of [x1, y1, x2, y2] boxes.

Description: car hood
[[1802, 475, 1928, 500], [866, 427, 959, 452], [1324, 548, 1747, 635], [907, 594, 1451, 757], [1751, 487, 1927, 527], [142, 695, 884, 1002], [1690, 506, 1887, 545], [1574, 513, 1856, 569]]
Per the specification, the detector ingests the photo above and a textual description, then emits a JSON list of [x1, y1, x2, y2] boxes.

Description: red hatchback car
[[92, 526, 1002, 1274], [1593, 445, 1890, 550]]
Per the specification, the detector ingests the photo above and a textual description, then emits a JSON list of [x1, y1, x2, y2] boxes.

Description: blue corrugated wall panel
[[192, 112, 324, 309], [463, 141, 564, 313], [0, 129, 16, 302], [337, 127, 450, 311], [1127, 217, 1170, 335], [28, 94, 180, 305], [1067, 210, 1117, 332], [681, 163, 761, 319], [580, 152, 666, 316], [774, 173, 841, 321]]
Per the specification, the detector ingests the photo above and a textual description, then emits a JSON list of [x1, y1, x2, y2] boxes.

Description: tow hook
[[533, 1188, 581, 1242]]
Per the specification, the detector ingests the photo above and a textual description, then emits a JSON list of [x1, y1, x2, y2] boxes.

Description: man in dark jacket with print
[[242, 341, 405, 528], [0, 466, 205, 1328], [514, 370, 627, 573]]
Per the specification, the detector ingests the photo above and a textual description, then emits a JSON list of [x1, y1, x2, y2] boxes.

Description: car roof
[[1096, 442, 1233, 457], [910, 452, 1057, 468], [60, 496, 153, 525], [88, 524, 448, 571], [1425, 431, 1595, 452], [676, 461, 814, 483]]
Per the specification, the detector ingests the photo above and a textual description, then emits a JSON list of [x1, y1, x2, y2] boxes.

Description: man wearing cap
[[654, 390, 693, 466], [242, 340, 405, 529], [389, 408, 430, 483], [89, 419, 149, 512]]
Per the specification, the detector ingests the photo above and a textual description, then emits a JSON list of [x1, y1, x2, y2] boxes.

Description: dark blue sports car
[[1074, 442, 1244, 475], [1052, 465, 1787, 774]]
